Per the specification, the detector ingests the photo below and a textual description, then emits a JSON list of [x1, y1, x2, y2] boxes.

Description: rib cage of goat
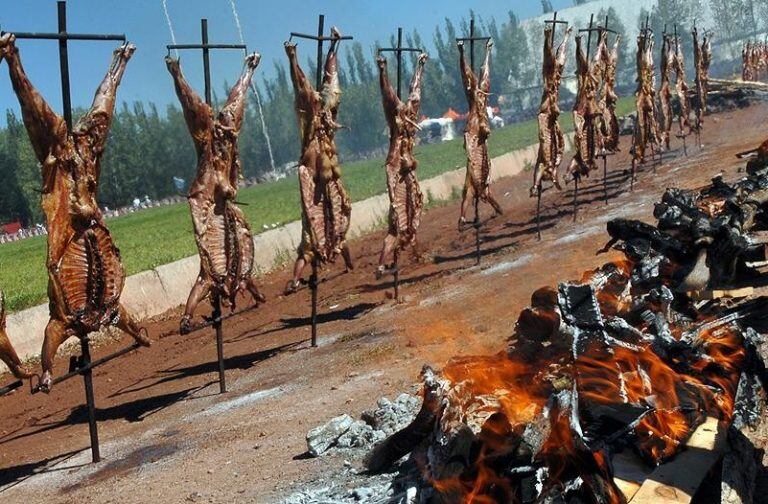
[[367, 170, 768, 503]]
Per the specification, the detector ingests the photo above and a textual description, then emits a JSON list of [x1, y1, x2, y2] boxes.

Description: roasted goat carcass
[[284, 28, 354, 294], [0, 34, 150, 392], [598, 30, 621, 153], [692, 27, 705, 127], [633, 32, 662, 165], [457, 38, 503, 228], [671, 35, 693, 134], [0, 290, 33, 380], [743, 41, 766, 82], [165, 53, 266, 334], [531, 26, 572, 196], [566, 33, 604, 180], [701, 32, 713, 114], [659, 34, 674, 149], [743, 42, 752, 81], [375, 52, 428, 278]]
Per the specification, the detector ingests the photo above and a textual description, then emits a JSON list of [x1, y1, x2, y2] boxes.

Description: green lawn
[[0, 96, 636, 312]]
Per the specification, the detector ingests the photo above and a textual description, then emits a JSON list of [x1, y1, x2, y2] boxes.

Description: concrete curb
[[2, 136, 561, 371]]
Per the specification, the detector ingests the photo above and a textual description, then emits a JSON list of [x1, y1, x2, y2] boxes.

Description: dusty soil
[[1, 103, 766, 503]]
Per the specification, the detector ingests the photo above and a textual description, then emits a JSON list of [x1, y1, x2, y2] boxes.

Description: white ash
[[361, 394, 421, 437], [305, 394, 420, 457], [281, 467, 421, 504]]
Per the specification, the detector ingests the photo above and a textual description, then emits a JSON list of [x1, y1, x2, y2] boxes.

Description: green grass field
[[0, 96, 636, 312]]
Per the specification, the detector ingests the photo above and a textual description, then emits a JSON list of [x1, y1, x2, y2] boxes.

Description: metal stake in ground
[[596, 15, 619, 206], [573, 13, 599, 223], [536, 12, 569, 241], [167, 19, 247, 393], [2, 0, 132, 463], [673, 24, 690, 157], [290, 15, 353, 346], [377, 28, 422, 299], [456, 18, 491, 265], [631, 16, 653, 191], [536, 185, 543, 241]]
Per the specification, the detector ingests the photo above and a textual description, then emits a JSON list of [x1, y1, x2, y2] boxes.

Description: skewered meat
[[692, 27, 705, 127], [166, 52, 266, 334], [736, 138, 768, 175], [632, 32, 662, 164], [284, 28, 353, 294], [375, 52, 427, 277], [457, 39, 503, 228], [743, 42, 752, 81], [742, 41, 767, 83], [531, 25, 572, 196], [671, 35, 693, 134], [701, 32, 712, 114], [659, 34, 674, 149], [566, 33, 604, 180], [0, 290, 32, 379], [598, 30, 621, 153], [0, 34, 150, 392]]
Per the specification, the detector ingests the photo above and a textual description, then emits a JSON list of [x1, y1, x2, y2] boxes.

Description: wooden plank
[[630, 417, 724, 503], [689, 287, 754, 301], [613, 450, 653, 501]]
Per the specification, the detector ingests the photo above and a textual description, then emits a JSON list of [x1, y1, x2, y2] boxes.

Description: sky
[[0, 0, 574, 121]]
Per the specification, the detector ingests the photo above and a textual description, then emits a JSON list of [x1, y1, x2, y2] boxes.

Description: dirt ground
[[1, 102, 766, 503]]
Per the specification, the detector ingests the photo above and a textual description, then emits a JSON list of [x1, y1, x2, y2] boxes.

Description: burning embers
[[367, 170, 768, 503]]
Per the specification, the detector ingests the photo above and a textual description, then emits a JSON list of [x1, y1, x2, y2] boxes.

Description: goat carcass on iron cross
[[165, 52, 266, 335], [0, 34, 150, 392]]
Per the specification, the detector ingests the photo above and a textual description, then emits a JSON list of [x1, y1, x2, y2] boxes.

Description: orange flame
[[429, 258, 746, 500]]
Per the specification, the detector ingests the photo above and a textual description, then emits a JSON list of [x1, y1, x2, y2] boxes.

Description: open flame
[[426, 258, 747, 502]]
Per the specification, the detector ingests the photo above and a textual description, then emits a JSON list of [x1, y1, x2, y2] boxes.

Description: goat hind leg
[[0, 331, 32, 379], [181, 274, 213, 334], [115, 303, 151, 347], [40, 319, 70, 392]]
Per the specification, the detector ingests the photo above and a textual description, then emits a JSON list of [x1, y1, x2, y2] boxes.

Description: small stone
[[306, 414, 354, 456], [186, 492, 203, 502]]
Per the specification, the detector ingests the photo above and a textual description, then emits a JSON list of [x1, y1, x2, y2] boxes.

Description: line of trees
[[0, 9, 535, 226], [0, 1, 762, 227]]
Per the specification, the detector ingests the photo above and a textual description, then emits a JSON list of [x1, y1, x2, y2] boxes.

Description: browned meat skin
[[659, 35, 674, 149], [743, 42, 754, 81], [692, 27, 705, 127], [0, 290, 32, 379], [742, 41, 766, 82], [671, 36, 692, 134], [376, 53, 427, 272], [566, 34, 604, 180], [458, 39, 503, 226], [633, 33, 662, 164], [166, 52, 265, 333], [531, 26, 572, 196], [598, 30, 621, 153], [284, 29, 353, 294], [0, 34, 150, 392], [701, 34, 712, 113]]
